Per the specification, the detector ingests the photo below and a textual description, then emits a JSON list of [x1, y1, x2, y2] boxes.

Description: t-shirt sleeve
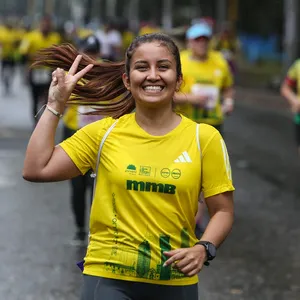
[[200, 124, 235, 198], [59, 117, 116, 175]]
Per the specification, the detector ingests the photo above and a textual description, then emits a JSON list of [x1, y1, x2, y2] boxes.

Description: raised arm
[[23, 55, 93, 182]]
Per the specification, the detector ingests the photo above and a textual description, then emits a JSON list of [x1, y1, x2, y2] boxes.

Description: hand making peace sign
[[48, 55, 94, 107]]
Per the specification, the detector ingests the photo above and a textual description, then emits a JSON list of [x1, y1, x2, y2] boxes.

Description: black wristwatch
[[194, 241, 217, 266]]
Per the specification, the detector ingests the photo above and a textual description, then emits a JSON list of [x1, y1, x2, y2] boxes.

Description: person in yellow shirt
[[19, 15, 61, 125], [63, 35, 104, 245], [23, 33, 234, 299], [138, 21, 160, 36], [0, 21, 18, 95], [175, 23, 235, 236], [175, 23, 235, 133]]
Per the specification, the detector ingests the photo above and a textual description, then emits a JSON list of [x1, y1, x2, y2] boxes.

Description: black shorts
[[1, 58, 15, 68], [295, 123, 300, 146], [81, 275, 198, 300]]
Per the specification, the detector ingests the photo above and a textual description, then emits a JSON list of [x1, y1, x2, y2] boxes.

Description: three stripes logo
[[220, 139, 232, 180], [174, 151, 192, 163]]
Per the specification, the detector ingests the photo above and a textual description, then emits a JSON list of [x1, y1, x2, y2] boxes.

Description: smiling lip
[[143, 85, 165, 92]]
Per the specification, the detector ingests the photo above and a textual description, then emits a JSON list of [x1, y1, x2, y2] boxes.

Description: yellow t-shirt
[[138, 25, 160, 36], [63, 105, 105, 130], [179, 50, 233, 125], [60, 113, 234, 285], [0, 27, 18, 59], [19, 30, 61, 59]]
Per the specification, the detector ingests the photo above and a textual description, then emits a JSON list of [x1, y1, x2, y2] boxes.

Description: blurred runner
[[175, 23, 234, 236], [63, 35, 104, 246], [175, 22, 234, 133], [19, 15, 61, 125], [0, 19, 18, 95], [280, 59, 300, 157], [138, 20, 160, 36]]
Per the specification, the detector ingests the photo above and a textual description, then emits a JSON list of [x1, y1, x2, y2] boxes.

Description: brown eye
[[159, 65, 169, 70], [135, 65, 147, 71]]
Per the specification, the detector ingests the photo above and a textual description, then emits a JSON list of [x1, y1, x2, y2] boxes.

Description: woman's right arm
[[23, 55, 93, 182], [280, 81, 299, 112], [174, 92, 208, 106]]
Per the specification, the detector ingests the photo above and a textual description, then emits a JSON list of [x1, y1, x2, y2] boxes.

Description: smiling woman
[[23, 33, 234, 300], [122, 42, 182, 113]]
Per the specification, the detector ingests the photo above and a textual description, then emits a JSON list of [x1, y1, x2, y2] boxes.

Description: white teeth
[[144, 86, 163, 91]]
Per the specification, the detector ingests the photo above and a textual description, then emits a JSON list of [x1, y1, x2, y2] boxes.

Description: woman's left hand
[[163, 245, 207, 277]]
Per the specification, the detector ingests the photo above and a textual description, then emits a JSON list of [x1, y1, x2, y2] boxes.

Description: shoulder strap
[[196, 123, 201, 155], [196, 123, 203, 196], [91, 120, 118, 197]]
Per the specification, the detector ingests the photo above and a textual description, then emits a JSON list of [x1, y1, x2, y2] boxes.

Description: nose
[[147, 67, 160, 81]]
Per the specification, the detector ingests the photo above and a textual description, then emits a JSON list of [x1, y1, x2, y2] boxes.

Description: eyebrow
[[134, 59, 172, 64]]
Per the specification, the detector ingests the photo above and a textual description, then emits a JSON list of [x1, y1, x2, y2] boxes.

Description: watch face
[[207, 243, 216, 259]]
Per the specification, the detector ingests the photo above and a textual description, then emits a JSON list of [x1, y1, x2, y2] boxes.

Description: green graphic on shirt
[[126, 164, 136, 171], [104, 229, 192, 280], [136, 240, 151, 278], [126, 164, 137, 175], [139, 166, 152, 176], [159, 235, 171, 280], [126, 180, 176, 194], [180, 228, 190, 248]]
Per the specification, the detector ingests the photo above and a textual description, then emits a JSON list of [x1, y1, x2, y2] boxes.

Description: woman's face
[[189, 36, 210, 58], [123, 42, 182, 108]]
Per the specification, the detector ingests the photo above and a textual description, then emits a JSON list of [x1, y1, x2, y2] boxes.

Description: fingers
[[51, 70, 58, 85], [163, 249, 186, 267], [68, 55, 83, 75], [164, 249, 182, 257], [173, 255, 203, 277], [55, 68, 66, 85], [163, 247, 206, 277], [51, 68, 64, 86], [180, 263, 199, 275], [73, 64, 94, 81]]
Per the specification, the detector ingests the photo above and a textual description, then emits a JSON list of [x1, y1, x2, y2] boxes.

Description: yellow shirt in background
[[60, 113, 234, 285], [19, 30, 61, 59], [138, 25, 160, 36], [0, 27, 18, 59], [63, 105, 105, 130], [179, 50, 233, 125]]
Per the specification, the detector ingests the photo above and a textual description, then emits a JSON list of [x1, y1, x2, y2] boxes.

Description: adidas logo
[[174, 151, 192, 163]]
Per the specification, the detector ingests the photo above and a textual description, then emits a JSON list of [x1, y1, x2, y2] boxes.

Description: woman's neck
[[135, 104, 181, 136]]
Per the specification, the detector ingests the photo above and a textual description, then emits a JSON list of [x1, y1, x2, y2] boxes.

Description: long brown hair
[[32, 33, 182, 118]]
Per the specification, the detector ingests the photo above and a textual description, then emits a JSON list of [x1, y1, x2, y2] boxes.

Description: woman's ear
[[122, 73, 130, 91], [175, 75, 183, 92]]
